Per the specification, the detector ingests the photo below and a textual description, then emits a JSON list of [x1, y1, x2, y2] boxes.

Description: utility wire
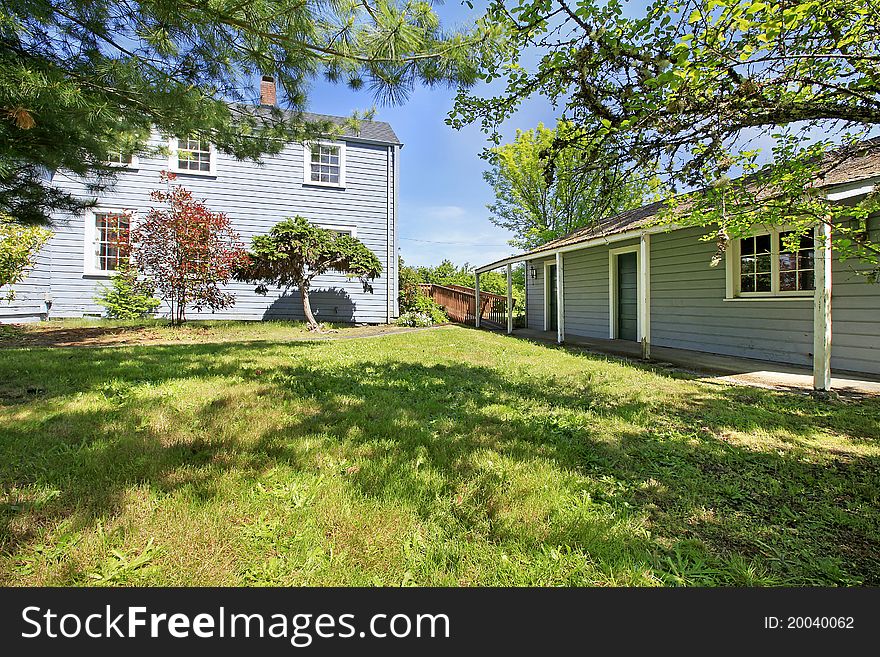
[[400, 236, 512, 247]]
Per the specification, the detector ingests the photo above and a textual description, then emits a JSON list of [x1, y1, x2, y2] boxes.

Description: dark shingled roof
[[300, 111, 400, 145], [514, 138, 880, 262], [234, 104, 400, 145]]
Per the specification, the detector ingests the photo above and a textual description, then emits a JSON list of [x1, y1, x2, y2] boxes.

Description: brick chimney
[[260, 75, 276, 106]]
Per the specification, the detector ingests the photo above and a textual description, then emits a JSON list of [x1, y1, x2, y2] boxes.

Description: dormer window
[[303, 142, 346, 187], [169, 135, 217, 176]]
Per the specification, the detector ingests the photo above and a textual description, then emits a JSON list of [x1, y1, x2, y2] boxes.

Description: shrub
[[0, 215, 51, 300], [394, 311, 434, 327], [409, 293, 447, 324], [95, 262, 161, 319], [131, 172, 249, 324]]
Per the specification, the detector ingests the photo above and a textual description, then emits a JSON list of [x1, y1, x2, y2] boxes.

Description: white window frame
[[608, 244, 642, 340], [106, 151, 139, 169], [83, 207, 136, 277], [168, 136, 217, 177], [724, 226, 816, 301], [303, 141, 346, 188], [318, 223, 358, 238]]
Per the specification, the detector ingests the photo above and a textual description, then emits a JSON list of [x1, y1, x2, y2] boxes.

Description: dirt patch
[[0, 322, 442, 350]]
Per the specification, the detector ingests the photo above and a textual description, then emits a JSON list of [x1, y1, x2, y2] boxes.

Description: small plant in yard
[[394, 311, 434, 327], [0, 214, 51, 300], [94, 262, 161, 319], [130, 172, 248, 325], [236, 216, 382, 331]]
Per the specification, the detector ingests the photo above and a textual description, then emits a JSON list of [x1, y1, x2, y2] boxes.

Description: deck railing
[[418, 283, 518, 329]]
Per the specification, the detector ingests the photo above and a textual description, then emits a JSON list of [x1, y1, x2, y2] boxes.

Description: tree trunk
[[301, 281, 319, 330]]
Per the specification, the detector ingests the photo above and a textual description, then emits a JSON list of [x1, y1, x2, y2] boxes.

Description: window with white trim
[[86, 210, 131, 275], [106, 151, 137, 168], [304, 142, 345, 186], [731, 227, 815, 297], [171, 135, 215, 174]]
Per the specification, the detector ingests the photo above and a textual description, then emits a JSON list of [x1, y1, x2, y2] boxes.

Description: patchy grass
[[0, 324, 878, 586], [0, 318, 416, 349]]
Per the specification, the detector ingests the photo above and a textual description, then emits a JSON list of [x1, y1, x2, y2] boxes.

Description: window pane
[[740, 256, 755, 274], [756, 254, 771, 273], [780, 271, 797, 291], [799, 250, 814, 269], [94, 213, 130, 271], [740, 237, 754, 255], [779, 252, 796, 271], [755, 273, 771, 292], [799, 270, 815, 291], [740, 275, 755, 293], [755, 234, 771, 253]]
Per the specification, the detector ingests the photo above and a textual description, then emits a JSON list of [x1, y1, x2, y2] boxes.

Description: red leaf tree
[[131, 172, 249, 324]]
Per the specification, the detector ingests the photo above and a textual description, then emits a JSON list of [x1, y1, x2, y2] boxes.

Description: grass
[[1, 322, 879, 586], [0, 318, 411, 349]]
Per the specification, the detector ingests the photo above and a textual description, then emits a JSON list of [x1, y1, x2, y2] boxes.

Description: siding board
[[3, 133, 398, 324]]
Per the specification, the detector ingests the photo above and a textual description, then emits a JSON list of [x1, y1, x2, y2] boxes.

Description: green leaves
[[451, 0, 880, 274], [237, 216, 382, 328], [0, 215, 51, 299], [1, 0, 482, 224]]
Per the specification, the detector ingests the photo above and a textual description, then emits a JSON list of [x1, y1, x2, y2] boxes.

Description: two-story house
[[1, 77, 401, 325]]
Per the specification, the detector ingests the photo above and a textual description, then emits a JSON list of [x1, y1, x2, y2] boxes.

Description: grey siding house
[[476, 145, 880, 388], [1, 82, 401, 325]]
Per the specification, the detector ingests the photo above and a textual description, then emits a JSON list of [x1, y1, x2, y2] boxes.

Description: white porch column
[[556, 251, 565, 344], [475, 272, 481, 328], [639, 234, 652, 359], [506, 263, 513, 335], [813, 221, 833, 391]]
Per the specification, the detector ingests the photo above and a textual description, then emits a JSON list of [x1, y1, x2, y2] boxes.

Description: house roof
[[235, 104, 401, 145], [492, 138, 880, 267], [300, 111, 401, 145]]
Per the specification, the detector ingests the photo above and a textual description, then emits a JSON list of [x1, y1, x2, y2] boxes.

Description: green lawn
[[1, 323, 879, 586]]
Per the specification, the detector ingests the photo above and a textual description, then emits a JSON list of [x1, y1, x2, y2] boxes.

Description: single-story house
[[474, 144, 880, 390], [0, 77, 401, 325]]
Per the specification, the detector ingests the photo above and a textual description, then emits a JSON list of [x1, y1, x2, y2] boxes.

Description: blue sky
[[304, 4, 559, 268]]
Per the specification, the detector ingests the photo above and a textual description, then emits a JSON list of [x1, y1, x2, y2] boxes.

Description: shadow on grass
[[1, 338, 879, 585]]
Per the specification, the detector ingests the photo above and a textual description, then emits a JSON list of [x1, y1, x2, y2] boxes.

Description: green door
[[547, 264, 557, 331], [616, 253, 638, 341]]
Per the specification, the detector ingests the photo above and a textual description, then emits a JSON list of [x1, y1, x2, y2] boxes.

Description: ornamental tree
[[131, 173, 248, 324], [0, 214, 51, 300], [236, 216, 382, 330]]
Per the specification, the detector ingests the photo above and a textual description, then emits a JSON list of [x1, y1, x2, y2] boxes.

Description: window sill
[[723, 295, 813, 302], [303, 182, 346, 190], [169, 169, 217, 178], [83, 272, 114, 279]]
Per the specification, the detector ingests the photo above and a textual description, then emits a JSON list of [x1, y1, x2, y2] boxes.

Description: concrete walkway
[[511, 328, 880, 396]]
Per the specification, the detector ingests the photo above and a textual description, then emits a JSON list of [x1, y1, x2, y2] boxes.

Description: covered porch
[[473, 221, 857, 393], [508, 328, 880, 395]]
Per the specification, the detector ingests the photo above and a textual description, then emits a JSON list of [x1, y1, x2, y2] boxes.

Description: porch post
[[813, 221, 833, 391], [639, 234, 651, 359], [556, 251, 565, 344], [506, 263, 513, 335], [475, 272, 481, 328]]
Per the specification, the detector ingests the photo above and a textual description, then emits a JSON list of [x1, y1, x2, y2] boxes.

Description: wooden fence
[[418, 283, 516, 329]]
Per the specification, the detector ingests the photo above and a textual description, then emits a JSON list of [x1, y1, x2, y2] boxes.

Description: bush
[[95, 263, 161, 319], [0, 215, 51, 300], [394, 311, 434, 327]]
